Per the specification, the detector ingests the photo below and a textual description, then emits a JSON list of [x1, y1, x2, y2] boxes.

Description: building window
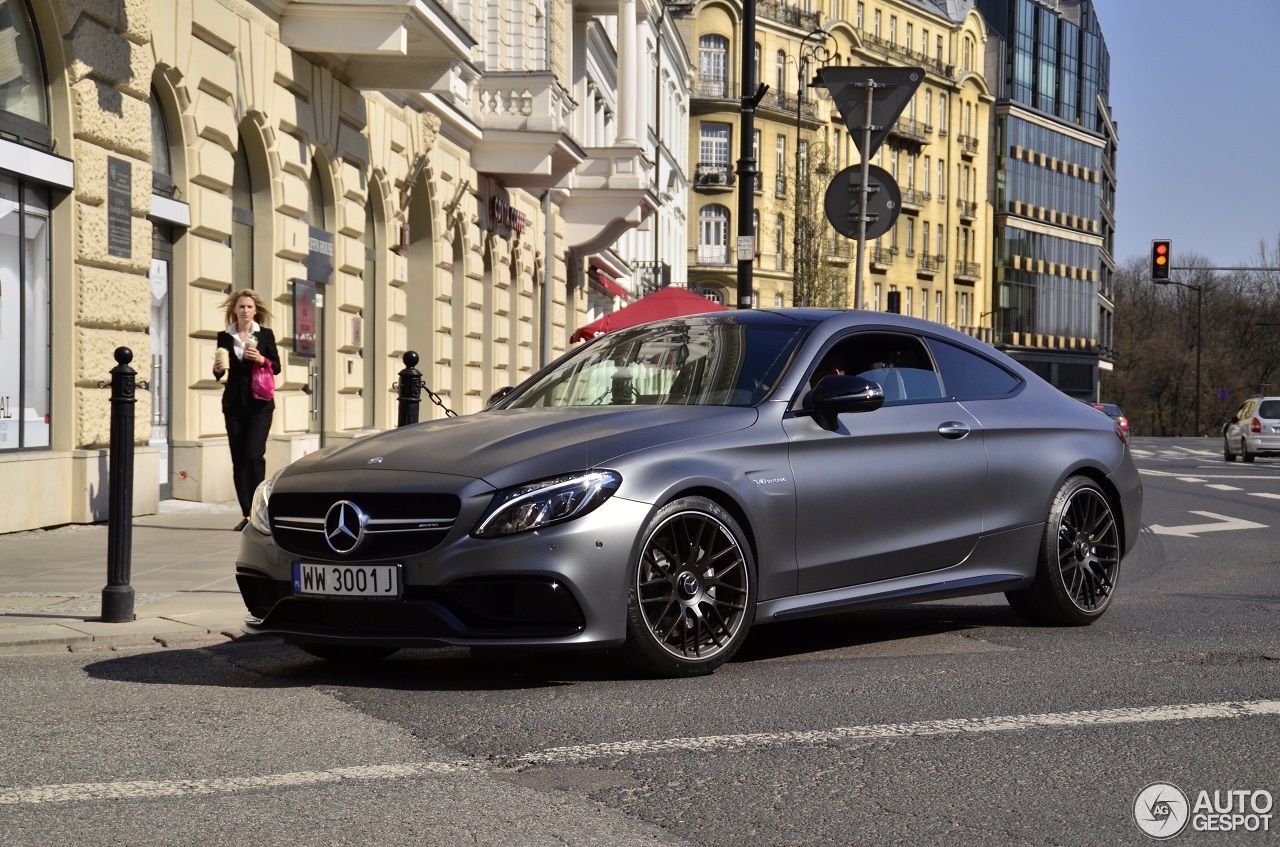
[[874, 9, 881, 39], [0, 0, 50, 147], [775, 134, 786, 195], [873, 282, 882, 311], [920, 288, 929, 319], [906, 23, 913, 54], [856, 2, 864, 29], [698, 205, 729, 264], [0, 175, 51, 450], [231, 142, 255, 290], [905, 287, 913, 316], [698, 35, 729, 98], [698, 286, 723, 304], [889, 16, 897, 46], [775, 214, 785, 270], [938, 93, 947, 135], [935, 290, 943, 322], [776, 50, 787, 95], [699, 122, 731, 183]]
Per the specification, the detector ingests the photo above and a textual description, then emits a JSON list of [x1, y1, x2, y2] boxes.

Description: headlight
[[249, 469, 284, 535], [473, 470, 622, 538]]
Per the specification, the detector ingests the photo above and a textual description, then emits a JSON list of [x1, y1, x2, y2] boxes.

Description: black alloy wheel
[[1007, 476, 1120, 626], [624, 497, 756, 677]]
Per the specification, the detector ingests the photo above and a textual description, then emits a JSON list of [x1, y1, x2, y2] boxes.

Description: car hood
[[282, 406, 759, 489]]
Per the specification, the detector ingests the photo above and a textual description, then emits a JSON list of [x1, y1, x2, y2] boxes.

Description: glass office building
[[976, 0, 1117, 399]]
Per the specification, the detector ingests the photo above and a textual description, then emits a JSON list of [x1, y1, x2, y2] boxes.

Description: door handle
[[938, 421, 970, 439]]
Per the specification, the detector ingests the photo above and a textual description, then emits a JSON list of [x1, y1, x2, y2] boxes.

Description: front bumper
[[235, 494, 653, 649]]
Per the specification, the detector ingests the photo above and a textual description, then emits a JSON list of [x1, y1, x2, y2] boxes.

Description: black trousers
[[225, 405, 273, 517]]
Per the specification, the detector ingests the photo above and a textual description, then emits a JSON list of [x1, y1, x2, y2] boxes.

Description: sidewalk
[[0, 499, 254, 655]]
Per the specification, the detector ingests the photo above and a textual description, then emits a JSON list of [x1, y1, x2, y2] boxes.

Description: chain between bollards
[[395, 350, 456, 425], [101, 346, 136, 622]]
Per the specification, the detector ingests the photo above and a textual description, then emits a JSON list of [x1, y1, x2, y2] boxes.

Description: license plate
[[292, 563, 402, 598]]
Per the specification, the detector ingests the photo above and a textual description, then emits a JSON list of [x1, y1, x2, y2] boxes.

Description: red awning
[[592, 272, 630, 302], [570, 286, 728, 343]]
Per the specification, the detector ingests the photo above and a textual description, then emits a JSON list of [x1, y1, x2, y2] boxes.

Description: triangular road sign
[[816, 67, 925, 159]]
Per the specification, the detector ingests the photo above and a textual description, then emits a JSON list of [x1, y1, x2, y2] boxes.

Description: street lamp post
[[792, 26, 835, 307]]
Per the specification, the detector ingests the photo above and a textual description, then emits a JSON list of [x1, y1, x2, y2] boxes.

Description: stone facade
[[1, 0, 662, 533]]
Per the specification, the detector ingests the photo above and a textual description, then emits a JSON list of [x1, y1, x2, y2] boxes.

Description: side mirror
[[486, 386, 515, 409], [811, 375, 885, 431]]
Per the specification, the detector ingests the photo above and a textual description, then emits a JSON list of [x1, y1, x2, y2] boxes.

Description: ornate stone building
[[0, 0, 670, 532]]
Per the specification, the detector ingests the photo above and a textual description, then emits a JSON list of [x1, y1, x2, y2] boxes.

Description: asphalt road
[[2, 437, 1277, 846]]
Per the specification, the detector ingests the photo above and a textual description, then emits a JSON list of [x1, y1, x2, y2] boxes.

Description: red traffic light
[[1151, 239, 1172, 281]]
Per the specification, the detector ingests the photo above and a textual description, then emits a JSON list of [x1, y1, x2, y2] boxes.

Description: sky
[[1101, 0, 1280, 267]]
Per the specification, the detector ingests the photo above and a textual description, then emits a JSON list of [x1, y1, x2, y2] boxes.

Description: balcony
[[692, 78, 738, 106], [559, 145, 656, 253], [955, 260, 981, 281], [858, 31, 956, 79], [901, 188, 928, 211], [870, 247, 893, 270], [759, 90, 819, 122], [889, 118, 928, 145], [958, 134, 979, 158], [759, 0, 820, 30], [471, 72, 583, 189], [695, 244, 731, 266], [917, 254, 943, 278], [278, 0, 475, 90], [957, 199, 978, 223], [826, 238, 852, 263], [693, 162, 734, 191]]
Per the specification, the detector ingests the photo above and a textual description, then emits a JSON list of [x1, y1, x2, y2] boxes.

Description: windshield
[[503, 321, 806, 408]]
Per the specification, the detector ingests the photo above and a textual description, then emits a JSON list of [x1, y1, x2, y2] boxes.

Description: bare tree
[[780, 142, 848, 308], [1110, 234, 1280, 436]]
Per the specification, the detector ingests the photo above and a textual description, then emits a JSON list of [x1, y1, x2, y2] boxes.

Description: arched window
[[698, 204, 729, 264], [149, 89, 173, 197], [231, 142, 254, 290], [0, 0, 50, 146], [699, 35, 728, 98]]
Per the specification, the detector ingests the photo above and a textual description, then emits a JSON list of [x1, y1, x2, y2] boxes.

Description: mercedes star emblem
[[324, 500, 368, 555]]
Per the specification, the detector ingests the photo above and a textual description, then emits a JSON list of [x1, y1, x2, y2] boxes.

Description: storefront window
[[0, 175, 51, 449]]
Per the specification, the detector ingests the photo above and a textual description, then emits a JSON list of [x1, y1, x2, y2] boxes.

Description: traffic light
[[1151, 239, 1171, 282]]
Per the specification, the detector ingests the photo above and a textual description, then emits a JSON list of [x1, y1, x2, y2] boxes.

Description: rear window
[[925, 338, 1022, 400], [1258, 400, 1280, 419]]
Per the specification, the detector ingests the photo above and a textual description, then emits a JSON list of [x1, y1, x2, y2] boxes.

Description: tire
[[1242, 439, 1256, 463], [1006, 476, 1120, 626], [1223, 438, 1236, 461], [623, 497, 756, 677], [297, 644, 399, 663]]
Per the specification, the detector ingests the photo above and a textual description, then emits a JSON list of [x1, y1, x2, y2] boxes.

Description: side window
[[926, 338, 1022, 400], [807, 332, 944, 405]]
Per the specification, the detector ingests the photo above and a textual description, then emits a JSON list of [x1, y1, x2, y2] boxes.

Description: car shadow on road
[[82, 602, 1028, 692]]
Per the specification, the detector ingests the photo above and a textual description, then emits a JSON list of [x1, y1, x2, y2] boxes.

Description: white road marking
[[1206, 484, 1243, 491], [1172, 447, 1221, 458], [4, 699, 1280, 805], [1176, 477, 1206, 483], [1251, 492, 1280, 500], [1148, 511, 1269, 538]]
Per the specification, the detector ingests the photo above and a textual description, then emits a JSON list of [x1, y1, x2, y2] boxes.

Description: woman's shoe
[[234, 518, 249, 532]]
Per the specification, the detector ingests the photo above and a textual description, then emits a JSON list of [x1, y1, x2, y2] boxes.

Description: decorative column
[[616, 0, 639, 146]]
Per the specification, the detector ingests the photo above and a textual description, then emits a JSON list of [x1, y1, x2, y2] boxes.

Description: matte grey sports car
[[236, 309, 1142, 676]]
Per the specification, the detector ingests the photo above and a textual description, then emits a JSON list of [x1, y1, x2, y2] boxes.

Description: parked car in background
[[1092, 403, 1131, 439], [1223, 396, 1280, 462], [235, 310, 1144, 677]]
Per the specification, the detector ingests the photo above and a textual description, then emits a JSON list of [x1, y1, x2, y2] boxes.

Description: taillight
[[1114, 421, 1129, 446], [1251, 417, 1262, 434], [1118, 416, 1129, 431]]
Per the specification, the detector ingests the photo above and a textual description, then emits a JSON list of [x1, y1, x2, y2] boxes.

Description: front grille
[[255, 579, 586, 639], [269, 491, 461, 562]]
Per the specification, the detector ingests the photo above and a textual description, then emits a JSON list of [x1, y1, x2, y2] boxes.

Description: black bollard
[[101, 347, 136, 622], [397, 350, 423, 427]]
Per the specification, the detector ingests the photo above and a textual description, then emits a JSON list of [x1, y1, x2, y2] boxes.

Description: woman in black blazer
[[212, 288, 282, 531]]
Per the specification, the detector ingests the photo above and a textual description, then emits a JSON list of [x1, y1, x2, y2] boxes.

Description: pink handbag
[[251, 363, 276, 401]]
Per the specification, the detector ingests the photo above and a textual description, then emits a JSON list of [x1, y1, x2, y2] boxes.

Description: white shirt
[[227, 321, 261, 361]]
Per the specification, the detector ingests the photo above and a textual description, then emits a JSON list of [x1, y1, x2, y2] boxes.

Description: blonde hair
[[220, 288, 272, 327]]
